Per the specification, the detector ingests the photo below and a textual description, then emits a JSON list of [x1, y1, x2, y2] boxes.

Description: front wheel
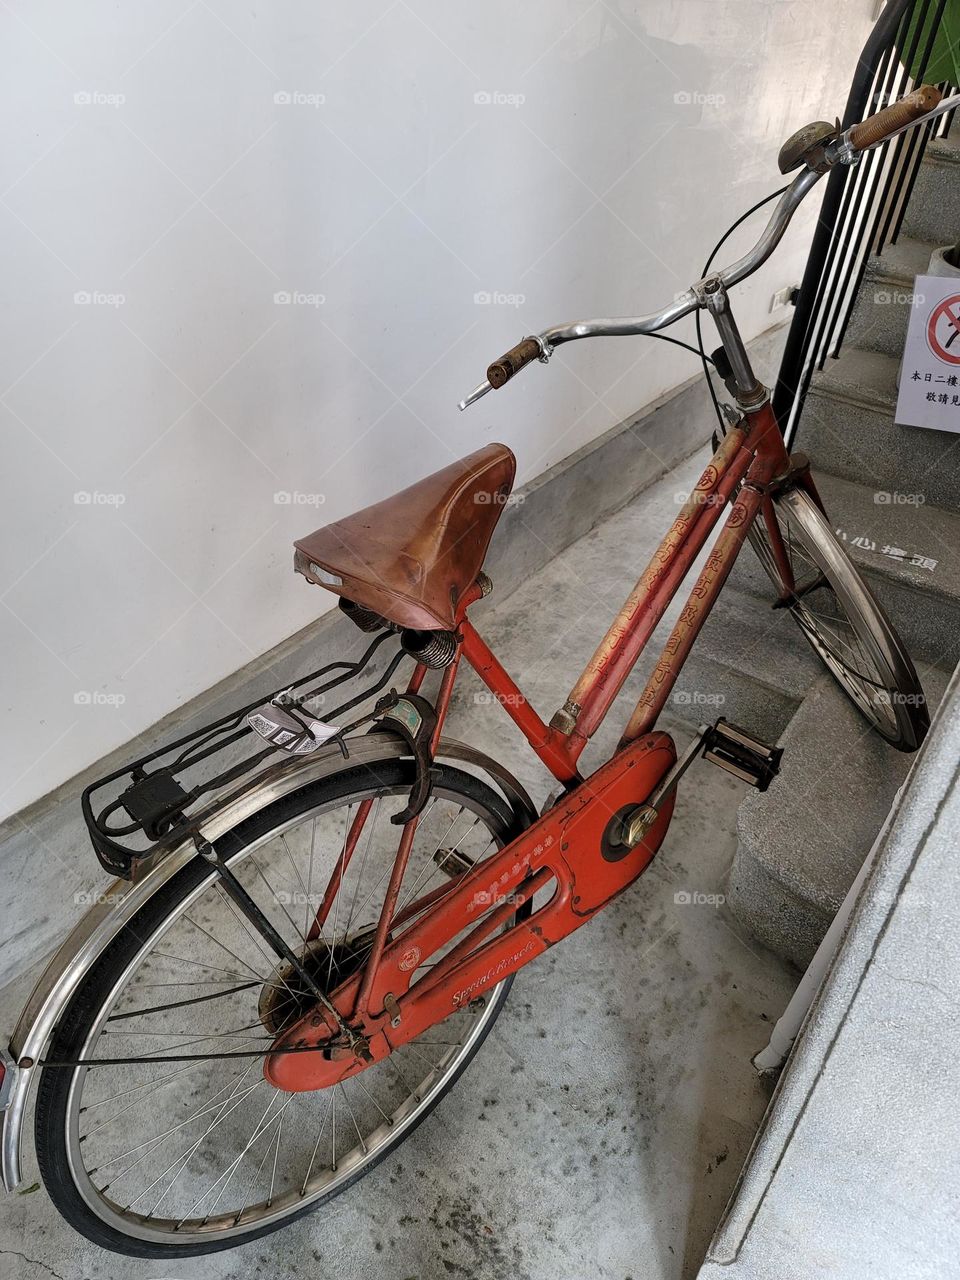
[[748, 484, 929, 752], [35, 758, 528, 1257]]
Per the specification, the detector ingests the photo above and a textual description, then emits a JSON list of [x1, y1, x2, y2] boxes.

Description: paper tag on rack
[[245, 703, 340, 754]]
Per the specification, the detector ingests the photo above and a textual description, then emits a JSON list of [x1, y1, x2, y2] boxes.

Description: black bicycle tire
[[34, 758, 528, 1258]]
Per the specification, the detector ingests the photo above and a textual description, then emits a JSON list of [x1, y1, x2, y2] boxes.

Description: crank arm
[[617, 718, 783, 847], [615, 728, 710, 847]]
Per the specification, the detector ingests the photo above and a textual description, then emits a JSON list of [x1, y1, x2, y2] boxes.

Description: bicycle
[[1, 84, 951, 1258]]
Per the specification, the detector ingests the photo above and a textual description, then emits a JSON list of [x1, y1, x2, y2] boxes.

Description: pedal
[[615, 718, 783, 852], [703, 719, 782, 791]]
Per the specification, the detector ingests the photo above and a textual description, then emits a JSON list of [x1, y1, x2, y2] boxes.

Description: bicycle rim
[[37, 762, 523, 1253], [748, 485, 927, 750]]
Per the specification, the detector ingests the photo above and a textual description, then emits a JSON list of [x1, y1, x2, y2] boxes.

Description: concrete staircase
[[726, 132, 960, 969]]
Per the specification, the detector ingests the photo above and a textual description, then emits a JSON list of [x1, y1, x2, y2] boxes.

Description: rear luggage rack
[[82, 630, 412, 878]]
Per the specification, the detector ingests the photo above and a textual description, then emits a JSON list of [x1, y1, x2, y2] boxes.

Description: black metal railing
[[775, 0, 957, 443]]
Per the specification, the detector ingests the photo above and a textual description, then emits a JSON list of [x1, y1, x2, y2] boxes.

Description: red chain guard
[[264, 730, 677, 1091]]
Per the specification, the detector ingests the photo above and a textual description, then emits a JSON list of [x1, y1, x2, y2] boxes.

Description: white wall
[[0, 0, 873, 820]]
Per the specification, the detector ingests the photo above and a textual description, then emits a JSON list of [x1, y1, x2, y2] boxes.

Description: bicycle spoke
[[180, 913, 265, 981], [149, 950, 267, 985], [213, 887, 300, 1006], [149, 1075, 267, 1217], [303, 818, 318, 942], [277, 830, 314, 944], [300, 1089, 336, 1194], [181, 1091, 291, 1223], [248, 851, 305, 946], [110, 1066, 262, 1199], [107, 981, 263, 1022], [338, 1082, 367, 1155], [325, 804, 360, 980], [343, 797, 390, 938], [97, 1064, 262, 1180]]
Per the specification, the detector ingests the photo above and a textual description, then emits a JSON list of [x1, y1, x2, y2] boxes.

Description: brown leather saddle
[[294, 443, 516, 630]]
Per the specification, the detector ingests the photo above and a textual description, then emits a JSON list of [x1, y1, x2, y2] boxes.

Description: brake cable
[[695, 184, 789, 435]]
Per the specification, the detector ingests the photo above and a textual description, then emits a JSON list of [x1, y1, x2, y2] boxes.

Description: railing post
[[772, 0, 914, 438]]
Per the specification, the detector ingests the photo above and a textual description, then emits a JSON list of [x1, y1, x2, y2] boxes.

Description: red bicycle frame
[[459, 398, 803, 773], [263, 393, 812, 1090]]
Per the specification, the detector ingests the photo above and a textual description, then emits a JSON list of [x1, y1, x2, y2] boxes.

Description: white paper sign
[[246, 706, 340, 753], [895, 274, 960, 434]]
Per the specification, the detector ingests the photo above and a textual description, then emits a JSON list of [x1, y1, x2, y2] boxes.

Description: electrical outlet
[[770, 285, 797, 312]]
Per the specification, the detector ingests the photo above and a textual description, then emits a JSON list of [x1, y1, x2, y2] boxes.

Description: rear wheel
[[35, 759, 527, 1257], [748, 484, 929, 751]]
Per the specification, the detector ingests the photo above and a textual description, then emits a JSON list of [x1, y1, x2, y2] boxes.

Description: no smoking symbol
[[926, 294, 960, 366]]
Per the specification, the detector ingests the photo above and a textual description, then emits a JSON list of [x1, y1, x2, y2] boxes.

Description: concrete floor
[[0, 450, 796, 1280]]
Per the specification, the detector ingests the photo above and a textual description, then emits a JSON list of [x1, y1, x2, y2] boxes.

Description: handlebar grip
[[848, 84, 941, 150], [487, 337, 541, 389]]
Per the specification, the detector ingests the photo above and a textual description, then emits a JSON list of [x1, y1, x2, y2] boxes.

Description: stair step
[[845, 235, 937, 357], [720, 132, 960, 971], [731, 469, 960, 672], [726, 666, 951, 969], [801, 346, 960, 509], [900, 135, 960, 245], [818, 471, 960, 670]]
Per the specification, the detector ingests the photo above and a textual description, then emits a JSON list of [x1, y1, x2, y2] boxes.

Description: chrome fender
[[1, 735, 534, 1191]]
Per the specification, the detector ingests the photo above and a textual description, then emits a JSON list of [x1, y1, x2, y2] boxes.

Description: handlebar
[[487, 336, 543, 388], [848, 84, 942, 151], [459, 85, 956, 411]]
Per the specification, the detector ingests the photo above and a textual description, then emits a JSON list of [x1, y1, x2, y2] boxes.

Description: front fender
[[1, 734, 534, 1191]]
